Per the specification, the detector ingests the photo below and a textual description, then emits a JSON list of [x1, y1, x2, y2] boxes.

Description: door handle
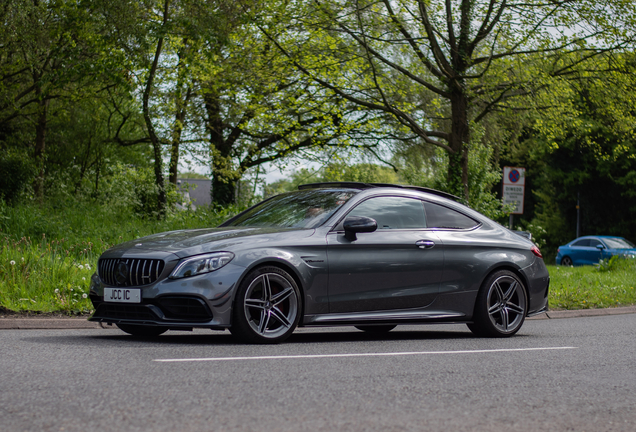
[[416, 240, 435, 249]]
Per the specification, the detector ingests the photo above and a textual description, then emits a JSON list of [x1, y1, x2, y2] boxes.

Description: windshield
[[225, 189, 357, 229], [603, 237, 635, 249]]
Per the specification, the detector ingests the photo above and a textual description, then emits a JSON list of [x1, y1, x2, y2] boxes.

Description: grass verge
[[547, 257, 636, 309], [0, 200, 235, 313]]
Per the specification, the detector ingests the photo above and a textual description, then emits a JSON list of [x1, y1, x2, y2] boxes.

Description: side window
[[347, 196, 426, 229], [589, 239, 603, 248], [572, 239, 590, 247], [423, 201, 479, 229]]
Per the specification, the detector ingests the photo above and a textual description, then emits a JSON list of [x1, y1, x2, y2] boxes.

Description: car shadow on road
[[22, 326, 531, 348]]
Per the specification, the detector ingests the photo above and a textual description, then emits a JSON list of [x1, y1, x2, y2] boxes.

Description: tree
[[489, 52, 636, 258], [261, 0, 636, 199], [0, 0, 138, 200], [191, 8, 390, 205]]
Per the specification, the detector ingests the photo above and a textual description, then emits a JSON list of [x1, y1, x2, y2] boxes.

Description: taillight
[[532, 246, 543, 259]]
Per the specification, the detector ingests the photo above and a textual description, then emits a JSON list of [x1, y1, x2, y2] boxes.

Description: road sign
[[503, 167, 525, 214]]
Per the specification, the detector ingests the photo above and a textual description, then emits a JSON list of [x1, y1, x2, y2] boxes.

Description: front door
[[326, 196, 444, 313]]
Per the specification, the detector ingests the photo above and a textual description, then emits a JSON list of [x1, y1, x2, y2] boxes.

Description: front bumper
[[88, 262, 246, 329], [88, 294, 229, 329]]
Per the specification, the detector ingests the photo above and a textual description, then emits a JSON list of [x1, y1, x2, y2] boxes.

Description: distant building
[[177, 179, 212, 209]]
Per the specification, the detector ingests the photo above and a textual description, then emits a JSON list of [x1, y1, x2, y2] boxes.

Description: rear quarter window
[[423, 201, 479, 229]]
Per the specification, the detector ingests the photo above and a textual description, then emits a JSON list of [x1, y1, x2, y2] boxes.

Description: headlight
[[170, 252, 234, 279]]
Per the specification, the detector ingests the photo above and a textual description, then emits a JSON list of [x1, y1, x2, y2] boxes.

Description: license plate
[[104, 288, 141, 303]]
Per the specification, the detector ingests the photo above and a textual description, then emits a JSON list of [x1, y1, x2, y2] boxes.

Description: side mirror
[[596, 244, 605, 250], [343, 216, 377, 241]]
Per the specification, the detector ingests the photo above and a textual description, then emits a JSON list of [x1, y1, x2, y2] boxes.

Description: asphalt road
[[1, 315, 635, 432]]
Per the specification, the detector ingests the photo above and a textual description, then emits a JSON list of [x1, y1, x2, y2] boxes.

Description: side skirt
[[303, 309, 465, 326]]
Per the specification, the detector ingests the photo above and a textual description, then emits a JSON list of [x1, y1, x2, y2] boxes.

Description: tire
[[355, 325, 397, 333], [230, 266, 301, 344], [560, 256, 573, 266], [467, 270, 528, 338], [116, 323, 168, 337]]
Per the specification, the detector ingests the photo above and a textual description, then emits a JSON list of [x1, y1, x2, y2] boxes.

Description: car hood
[[103, 226, 315, 258]]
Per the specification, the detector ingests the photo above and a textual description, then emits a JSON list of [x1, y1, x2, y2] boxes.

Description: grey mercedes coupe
[[88, 182, 549, 343]]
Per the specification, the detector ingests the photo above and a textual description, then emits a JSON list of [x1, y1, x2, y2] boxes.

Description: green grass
[[0, 199, 236, 313], [547, 257, 636, 310]]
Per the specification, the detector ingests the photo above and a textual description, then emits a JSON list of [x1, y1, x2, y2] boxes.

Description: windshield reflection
[[227, 190, 356, 229]]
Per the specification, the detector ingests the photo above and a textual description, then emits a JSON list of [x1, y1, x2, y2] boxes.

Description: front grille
[[156, 296, 213, 321], [99, 258, 165, 287], [93, 303, 159, 321]]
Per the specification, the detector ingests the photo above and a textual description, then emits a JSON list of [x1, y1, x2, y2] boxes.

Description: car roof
[[298, 182, 462, 202], [572, 235, 626, 240]]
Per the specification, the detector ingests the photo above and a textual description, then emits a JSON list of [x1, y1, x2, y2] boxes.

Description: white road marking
[[153, 346, 577, 363]]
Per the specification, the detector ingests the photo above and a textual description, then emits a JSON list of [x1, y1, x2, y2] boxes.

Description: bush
[[0, 151, 33, 203]]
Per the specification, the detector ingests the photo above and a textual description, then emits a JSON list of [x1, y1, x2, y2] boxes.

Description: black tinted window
[[348, 196, 426, 229], [423, 201, 478, 229], [589, 239, 603, 248], [572, 239, 590, 247]]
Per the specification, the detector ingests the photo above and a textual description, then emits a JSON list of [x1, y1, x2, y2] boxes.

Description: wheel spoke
[[270, 306, 292, 328], [245, 299, 267, 311], [262, 274, 272, 302], [503, 281, 517, 303], [258, 310, 271, 334], [500, 307, 510, 330], [494, 282, 505, 302], [506, 302, 525, 315], [271, 286, 293, 306], [489, 302, 503, 314]]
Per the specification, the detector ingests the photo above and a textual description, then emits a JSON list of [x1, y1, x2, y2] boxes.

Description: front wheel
[[116, 324, 168, 337], [467, 270, 528, 338], [230, 266, 301, 344]]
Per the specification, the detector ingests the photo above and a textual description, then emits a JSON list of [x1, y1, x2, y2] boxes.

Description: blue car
[[556, 236, 636, 266]]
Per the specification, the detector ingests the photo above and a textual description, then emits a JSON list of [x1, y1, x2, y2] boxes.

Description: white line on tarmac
[[153, 346, 577, 363]]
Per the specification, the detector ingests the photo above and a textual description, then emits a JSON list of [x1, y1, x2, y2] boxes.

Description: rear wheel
[[116, 324, 168, 337], [230, 266, 301, 344], [560, 256, 573, 266], [467, 270, 527, 338], [355, 325, 396, 333]]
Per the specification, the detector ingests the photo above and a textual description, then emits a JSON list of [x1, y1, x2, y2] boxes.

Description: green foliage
[[100, 164, 182, 219], [595, 256, 634, 273], [322, 163, 399, 184], [0, 235, 97, 312], [513, 55, 636, 260], [394, 127, 507, 220], [0, 151, 33, 203], [179, 172, 209, 180], [548, 262, 636, 310], [0, 197, 237, 313], [264, 163, 398, 197]]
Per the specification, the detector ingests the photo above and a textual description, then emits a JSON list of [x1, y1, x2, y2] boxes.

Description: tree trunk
[[448, 87, 470, 201], [168, 86, 192, 185], [204, 91, 236, 205], [33, 84, 48, 202], [168, 45, 192, 186], [142, 0, 170, 216]]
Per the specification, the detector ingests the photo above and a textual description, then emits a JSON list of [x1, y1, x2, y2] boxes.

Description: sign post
[[503, 167, 525, 229]]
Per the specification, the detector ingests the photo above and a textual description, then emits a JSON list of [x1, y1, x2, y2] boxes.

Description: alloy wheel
[[486, 275, 526, 334], [243, 272, 299, 339]]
